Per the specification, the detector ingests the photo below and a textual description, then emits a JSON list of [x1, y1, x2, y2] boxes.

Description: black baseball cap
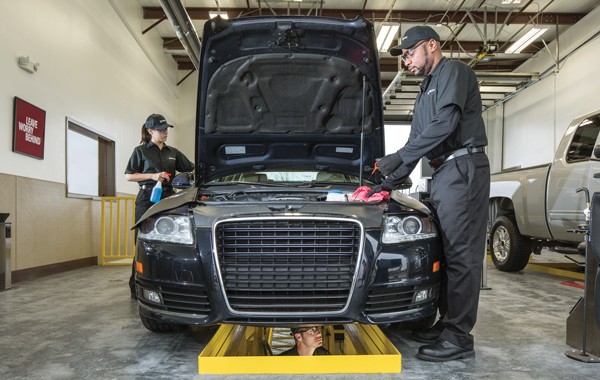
[[145, 114, 173, 131], [389, 26, 440, 57]]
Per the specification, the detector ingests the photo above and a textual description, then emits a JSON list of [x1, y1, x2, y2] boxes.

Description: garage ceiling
[[137, 0, 599, 119]]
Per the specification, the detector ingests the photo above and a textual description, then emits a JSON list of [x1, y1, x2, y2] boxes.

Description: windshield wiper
[[206, 181, 289, 187], [295, 181, 359, 187]]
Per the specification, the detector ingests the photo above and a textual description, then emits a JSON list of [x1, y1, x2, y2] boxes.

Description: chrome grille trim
[[212, 216, 364, 316]]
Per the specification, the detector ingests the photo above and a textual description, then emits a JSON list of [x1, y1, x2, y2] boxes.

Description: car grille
[[215, 217, 362, 314], [364, 284, 439, 315]]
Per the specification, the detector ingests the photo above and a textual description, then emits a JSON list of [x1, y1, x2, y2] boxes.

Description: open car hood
[[195, 16, 385, 184]]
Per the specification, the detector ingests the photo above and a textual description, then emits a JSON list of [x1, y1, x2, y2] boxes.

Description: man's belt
[[429, 146, 485, 169]]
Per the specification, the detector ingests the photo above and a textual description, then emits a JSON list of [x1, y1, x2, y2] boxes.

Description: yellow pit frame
[[198, 323, 401, 374]]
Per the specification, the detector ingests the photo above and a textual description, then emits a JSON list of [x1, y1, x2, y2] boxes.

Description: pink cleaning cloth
[[349, 186, 390, 202]]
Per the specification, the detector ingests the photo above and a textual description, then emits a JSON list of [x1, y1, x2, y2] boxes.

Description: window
[[566, 116, 600, 163], [66, 118, 115, 197]]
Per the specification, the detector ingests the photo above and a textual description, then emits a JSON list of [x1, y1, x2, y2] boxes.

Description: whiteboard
[[67, 127, 98, 196]]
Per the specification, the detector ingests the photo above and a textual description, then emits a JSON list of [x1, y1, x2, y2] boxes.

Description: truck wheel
[[139, 313, 186, 333], [489, 216, 532, 272]]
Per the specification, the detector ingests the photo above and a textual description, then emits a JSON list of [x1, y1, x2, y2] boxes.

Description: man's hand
[[377, 152, 403, 176], [366, 181, 393, 197]]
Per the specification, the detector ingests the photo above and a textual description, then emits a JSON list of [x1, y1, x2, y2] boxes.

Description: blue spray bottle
[[150, 172, 170, 203], [150, 181, 162, 203]]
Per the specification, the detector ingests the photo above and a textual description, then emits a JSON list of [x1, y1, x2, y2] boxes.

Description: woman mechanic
[[124, 113, 194, 298]]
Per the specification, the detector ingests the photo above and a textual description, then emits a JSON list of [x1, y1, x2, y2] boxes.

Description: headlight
[[138, 215, 194, 244], [382, 215, 437, 244]]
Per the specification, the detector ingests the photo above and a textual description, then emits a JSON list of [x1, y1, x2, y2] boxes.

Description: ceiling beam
[[162, 37, 187, 50], [164, 38, 541, 55], [173, 55, 525, 72], [143, 7, 585, 25], [170, 42, 528, 72]]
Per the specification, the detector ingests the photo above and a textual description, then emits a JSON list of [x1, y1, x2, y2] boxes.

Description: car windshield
[[208, 171, 360, 184]]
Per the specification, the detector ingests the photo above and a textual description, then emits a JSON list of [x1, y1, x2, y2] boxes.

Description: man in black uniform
[[368, 26, 490, 362]]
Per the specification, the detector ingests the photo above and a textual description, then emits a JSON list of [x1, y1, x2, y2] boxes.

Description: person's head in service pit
[[279, 326, 331, 356]]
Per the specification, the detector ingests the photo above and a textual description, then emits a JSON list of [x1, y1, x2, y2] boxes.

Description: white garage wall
[[484, 103, 504, 174], [484, 5, 600, 171], [0, 0, 189, 195], [174, 71, 199, 160], [383, 124, 432, 194], [0, 0, 197, 273]]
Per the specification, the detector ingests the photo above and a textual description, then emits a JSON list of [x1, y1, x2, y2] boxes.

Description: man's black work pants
[[430, 152, 490, 349]]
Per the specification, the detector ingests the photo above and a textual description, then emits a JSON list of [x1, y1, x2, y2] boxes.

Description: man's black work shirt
[[398, 57, 488, 164], [124, 142, 193, 188]]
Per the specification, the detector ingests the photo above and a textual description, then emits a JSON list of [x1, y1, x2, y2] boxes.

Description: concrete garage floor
[[0, 261, 597, 380]]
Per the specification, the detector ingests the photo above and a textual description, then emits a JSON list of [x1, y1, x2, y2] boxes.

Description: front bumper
[[135, 219, 441, 326]]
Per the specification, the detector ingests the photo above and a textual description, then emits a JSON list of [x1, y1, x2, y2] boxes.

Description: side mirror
[[172, 172, 194, 189], [594, 145, 600, 159]]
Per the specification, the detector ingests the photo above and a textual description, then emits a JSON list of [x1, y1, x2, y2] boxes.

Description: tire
[[489, 216, 532, 272], [390, 313, 436, 331], [139, 313, 186, 333]]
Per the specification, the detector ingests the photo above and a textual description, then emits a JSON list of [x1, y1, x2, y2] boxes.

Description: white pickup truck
[[489, 109, 600, 271]]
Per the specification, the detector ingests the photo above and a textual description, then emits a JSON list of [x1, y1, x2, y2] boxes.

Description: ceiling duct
[[159, 0, 201, 70]]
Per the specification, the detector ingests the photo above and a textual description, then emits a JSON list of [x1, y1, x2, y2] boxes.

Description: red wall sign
[[13, 97, 46, 159]]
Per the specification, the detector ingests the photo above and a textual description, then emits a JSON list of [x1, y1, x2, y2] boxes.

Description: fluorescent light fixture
[[209, 10, 228, 19], [502, 0, 522, 4], [505, 27, 547, 54], [377, 24, 400, 53]]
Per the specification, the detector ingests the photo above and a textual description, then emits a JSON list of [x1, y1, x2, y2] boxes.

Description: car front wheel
[[389, 313, 436, 331], [139, 313, 186, 333]]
